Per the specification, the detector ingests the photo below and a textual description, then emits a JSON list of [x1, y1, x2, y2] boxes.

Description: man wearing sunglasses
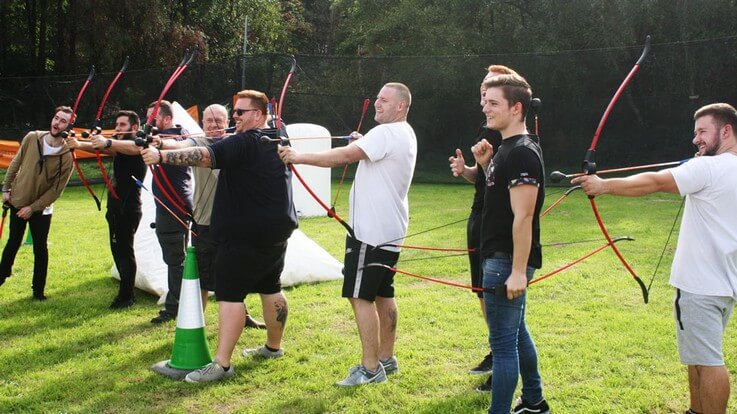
[[155, 103, 266, 329], [141, 90, 298, 383]]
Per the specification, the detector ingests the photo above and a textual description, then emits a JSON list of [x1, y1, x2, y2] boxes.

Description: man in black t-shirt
[[141, 90, 298, 383], [449, 65, 519, 386], [471, 74, 549, 414], [67, 110, 147, 309]]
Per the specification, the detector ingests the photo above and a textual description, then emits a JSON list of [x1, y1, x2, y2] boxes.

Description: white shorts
[[674, 288, 735, 366]]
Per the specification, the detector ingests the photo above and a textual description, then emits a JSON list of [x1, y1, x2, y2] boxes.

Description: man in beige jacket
[[0, 106, 74, 300]]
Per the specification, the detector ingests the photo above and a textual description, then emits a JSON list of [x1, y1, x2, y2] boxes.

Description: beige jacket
[[2, 131, 73, 212]]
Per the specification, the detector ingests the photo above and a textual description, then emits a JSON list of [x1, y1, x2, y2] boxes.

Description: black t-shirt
[[151, 126, 193, 218], [208, 129, 298, 246], [480, 134, 545, 268], [471, 123, 503, 214], [107, 135, 147, 213]]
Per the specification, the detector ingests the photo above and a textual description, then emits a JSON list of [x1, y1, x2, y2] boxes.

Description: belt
[[491, 252, 512, 259]]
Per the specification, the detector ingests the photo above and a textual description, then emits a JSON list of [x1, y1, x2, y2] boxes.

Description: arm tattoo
[[164, 147, 211, 167], [275, 299, 288, 328]]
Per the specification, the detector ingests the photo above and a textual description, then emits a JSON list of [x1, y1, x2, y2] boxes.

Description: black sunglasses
[[234, 108, 260, 116]]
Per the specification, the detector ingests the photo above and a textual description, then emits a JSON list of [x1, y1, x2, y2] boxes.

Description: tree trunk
[[37, 0, 48, 75]]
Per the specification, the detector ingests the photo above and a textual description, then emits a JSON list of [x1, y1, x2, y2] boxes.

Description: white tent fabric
[[110, 113, 342, 302]]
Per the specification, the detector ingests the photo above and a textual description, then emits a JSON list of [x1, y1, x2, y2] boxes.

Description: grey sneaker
[[184, 361, 235, 383], [380, 356, 399, 375], [242, 345, 284, 359], [336, 364, 387, 387]]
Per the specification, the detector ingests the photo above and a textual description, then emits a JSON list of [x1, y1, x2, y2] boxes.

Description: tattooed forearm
[[275, 299, 288, 328], [164, 148, 212, 167]]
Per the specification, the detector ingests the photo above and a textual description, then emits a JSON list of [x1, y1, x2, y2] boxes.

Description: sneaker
[[336, 364, 387, 387], [245, 314, 267, 329], [242, 345, 284, 359], [469, 352, 493, 375], [380, 356, 399, 375], [109, 296, 135, 309], [150, 310, 175, 324], [184, 361, 235, 383], [512, 396, 550, 414]]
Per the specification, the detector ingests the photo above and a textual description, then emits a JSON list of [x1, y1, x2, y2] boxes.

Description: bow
[[84, 56, 130, 201], [581, 35, 651, 303], [135, 50, 198, 220], [64, 66, 102, 210], [275, 56, 356, 238]]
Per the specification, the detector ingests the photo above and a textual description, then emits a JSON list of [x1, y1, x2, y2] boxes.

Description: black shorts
[[214, 240, 287, 302], [467, 211, 483, 298], [342, 235, 400, 301]]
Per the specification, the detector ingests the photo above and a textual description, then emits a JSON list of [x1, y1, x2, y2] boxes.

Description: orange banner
[[0, 135, 108, 169]]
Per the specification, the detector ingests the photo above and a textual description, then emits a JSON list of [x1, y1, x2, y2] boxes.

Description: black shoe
[[0, 276, 6, 287], [110, 296, 135, 309], [33, 292, 47, 301], [474, 375, 492, 393], [150, 311, 175, 324], [512, 396, 550, 414], [245, 314, 267, 329], [469, 352, 493, 375]]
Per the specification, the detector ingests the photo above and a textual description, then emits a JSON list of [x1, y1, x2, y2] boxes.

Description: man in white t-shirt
[[278, 83, 417, 387], [572, 103, 737, 414]]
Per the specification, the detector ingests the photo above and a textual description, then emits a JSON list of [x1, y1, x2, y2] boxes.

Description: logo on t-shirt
[[485, 162, 496, 188]]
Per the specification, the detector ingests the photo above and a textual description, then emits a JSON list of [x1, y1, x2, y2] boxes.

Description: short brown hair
[[55, 106, 73, 116], [484, 74, 533, 119], [114, 110, 140, 127], [694, 103, 737, 131], [384, 82, 412, 107], [486, 65, 519, 76], [148, 100, 173, 118], [235, 90, 268, 114]]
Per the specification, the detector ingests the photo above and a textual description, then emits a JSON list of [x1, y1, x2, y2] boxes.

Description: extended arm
[[278, 143, 367, 167], [571, 170, 679, 197]]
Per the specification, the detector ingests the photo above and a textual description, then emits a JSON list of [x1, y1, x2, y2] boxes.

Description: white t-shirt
[[41, 137, 64, 215], [350, 121, 417, 251], [669, 153, 737, 298]]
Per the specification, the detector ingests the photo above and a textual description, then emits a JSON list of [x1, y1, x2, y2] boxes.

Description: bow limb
[[582, 36, 651, 303], [137, 50, 197, 221], [90, 56, 130, 201], [68, 66, 102, 210], [274, 56, 356, 237]]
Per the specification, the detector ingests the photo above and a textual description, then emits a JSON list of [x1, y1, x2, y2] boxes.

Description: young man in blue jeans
[[472, 74, 549, 413]]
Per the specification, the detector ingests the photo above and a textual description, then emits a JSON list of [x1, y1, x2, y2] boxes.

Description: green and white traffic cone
[[151, 246, 213, 380]]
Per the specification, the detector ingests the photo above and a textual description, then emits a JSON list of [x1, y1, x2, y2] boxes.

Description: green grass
[[0, 183, 735, 413]]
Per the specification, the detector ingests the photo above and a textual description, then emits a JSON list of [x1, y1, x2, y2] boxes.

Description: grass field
[[0, 182, 735, 413]]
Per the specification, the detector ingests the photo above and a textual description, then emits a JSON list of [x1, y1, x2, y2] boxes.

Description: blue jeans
[[483, 257, 543, 414]]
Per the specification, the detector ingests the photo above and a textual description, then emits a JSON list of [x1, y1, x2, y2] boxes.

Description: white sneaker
[[184, 361, 235, 383], [336, 364, 387, 387]]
